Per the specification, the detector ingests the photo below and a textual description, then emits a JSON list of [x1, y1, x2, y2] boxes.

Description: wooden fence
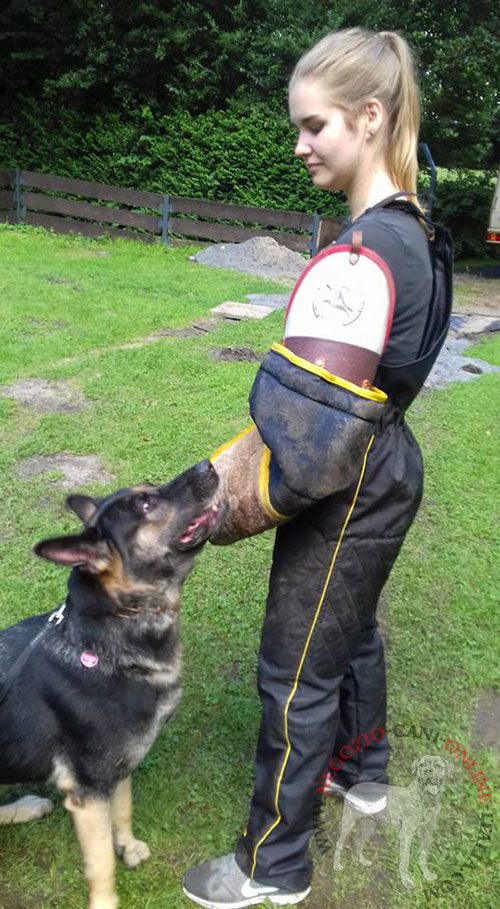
[[0, 168, 343, 255]]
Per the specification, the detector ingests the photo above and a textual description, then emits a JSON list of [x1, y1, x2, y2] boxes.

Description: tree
[[0, 0, 498, 167]]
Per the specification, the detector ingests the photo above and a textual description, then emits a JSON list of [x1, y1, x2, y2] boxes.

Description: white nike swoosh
[[241, 878, 279, 898]]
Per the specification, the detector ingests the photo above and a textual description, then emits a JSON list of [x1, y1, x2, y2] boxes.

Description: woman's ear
[[365, 97, 385, 138]]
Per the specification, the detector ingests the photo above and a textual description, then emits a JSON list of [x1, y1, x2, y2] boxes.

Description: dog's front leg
[[418, 822, 438, 881], [398, 826, 416, 890], [111, 776, 151, 869], [65, 794, 118, 909]]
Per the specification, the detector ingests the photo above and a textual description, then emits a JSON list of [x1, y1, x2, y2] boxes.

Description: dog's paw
[[422, 869, 438, 882], [358, 853, 372, 867], [120, 839, 151, 869], [400, 874, 416, 890], [11, 795, 54, 823], [89, 897, 119, 909]]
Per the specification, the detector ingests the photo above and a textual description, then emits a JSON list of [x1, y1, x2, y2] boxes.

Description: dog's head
[[34, 459, 223, 611], [412, 755, 454, 798]]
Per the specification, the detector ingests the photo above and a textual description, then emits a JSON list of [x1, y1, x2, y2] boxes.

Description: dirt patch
[[18, 452, 114, 490], [453, 274, 500, 315], [47, 276, 82, 292], [472, 689, 500, 749], [118, 318, 222, 351], [118, 328, 199, 350], [0, 379, 89, 414], [22, 317, 66, 337], [223, 660, 241, 680], [211, 347, 262, 362], [0, 887, 46, 909], [191, 318, 222, 333]]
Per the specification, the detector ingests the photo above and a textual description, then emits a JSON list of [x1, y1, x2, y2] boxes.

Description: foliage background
[[0, 0, 498, 256]]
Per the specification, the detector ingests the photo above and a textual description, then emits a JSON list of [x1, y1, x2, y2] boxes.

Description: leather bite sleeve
[[210, 344, 387, 545]]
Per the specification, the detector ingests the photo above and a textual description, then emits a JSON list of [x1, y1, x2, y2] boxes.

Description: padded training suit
[[235, 195, 453, 892]]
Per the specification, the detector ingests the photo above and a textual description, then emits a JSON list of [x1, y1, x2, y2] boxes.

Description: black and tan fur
[[0, 459, 222, 909]]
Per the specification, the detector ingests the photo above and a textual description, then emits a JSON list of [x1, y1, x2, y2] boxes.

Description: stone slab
[[210, 301, 275, 320]]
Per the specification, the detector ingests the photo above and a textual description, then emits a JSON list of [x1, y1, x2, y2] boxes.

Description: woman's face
[[289, 77, 368, 194]]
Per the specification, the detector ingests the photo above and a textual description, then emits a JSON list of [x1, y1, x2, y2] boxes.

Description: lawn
[[0, 224, 498, 909]]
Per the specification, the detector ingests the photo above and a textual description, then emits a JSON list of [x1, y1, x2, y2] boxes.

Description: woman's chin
[[312, 173, 338, 192]]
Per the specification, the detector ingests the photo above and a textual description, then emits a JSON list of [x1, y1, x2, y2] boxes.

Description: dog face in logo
[[413, 755, 454, 797]]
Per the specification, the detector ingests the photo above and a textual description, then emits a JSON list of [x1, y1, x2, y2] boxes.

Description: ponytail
[[378, 32, 420, 203], [290, 28, 422, 209]]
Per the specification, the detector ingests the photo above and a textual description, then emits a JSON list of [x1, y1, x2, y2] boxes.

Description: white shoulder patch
[[284, 246, 395, 356]]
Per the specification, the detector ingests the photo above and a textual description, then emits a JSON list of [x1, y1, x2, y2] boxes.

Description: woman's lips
[[307, 162, 322, 172]]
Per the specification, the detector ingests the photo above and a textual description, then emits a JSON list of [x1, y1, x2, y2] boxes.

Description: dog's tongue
[[178, 506, 218, 543], [178, 515, 207, 544]]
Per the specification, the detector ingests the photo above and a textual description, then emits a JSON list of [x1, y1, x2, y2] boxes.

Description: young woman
[[183, 27, 452, 908]]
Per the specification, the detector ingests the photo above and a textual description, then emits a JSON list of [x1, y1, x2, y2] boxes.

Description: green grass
[[0, 224, 499, 909]]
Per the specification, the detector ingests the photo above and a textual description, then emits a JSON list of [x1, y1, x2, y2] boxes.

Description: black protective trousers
[[235, 411, 423, 892]]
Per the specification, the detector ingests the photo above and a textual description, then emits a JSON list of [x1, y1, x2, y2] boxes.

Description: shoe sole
[[182, 884, 311, 908]]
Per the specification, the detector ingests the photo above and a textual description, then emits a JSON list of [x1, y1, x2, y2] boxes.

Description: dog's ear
[[445, 760, 455, 781], [66, 495, 99, 524], [34, 533, 110, 573], [411, 757, 422, 774]]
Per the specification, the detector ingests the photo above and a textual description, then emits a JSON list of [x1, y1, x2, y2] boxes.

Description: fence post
[[159, 194, 171, 244], [309, 214, 320, 257], [14, 167, 24, 223]]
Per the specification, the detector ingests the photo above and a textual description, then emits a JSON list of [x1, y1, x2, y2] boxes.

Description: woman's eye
[[310, 123, 323, 135]]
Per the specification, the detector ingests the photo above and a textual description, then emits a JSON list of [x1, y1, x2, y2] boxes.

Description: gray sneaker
[[182, 852, 311, 908]]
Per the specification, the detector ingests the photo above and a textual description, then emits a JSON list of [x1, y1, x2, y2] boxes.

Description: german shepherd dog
[[0, 459, 222, 909]]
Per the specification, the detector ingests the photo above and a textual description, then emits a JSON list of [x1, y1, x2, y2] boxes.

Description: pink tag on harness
[[80, 651, 99, 669]]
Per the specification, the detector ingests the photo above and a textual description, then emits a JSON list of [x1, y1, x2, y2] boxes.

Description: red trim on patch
[[283, 244, 396, 352]]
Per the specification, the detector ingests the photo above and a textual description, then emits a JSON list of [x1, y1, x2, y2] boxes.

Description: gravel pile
[[193, 237, 307, 278], [424, 332, 500, 390]]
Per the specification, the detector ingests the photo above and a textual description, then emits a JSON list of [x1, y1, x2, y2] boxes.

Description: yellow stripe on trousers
[[250, 434, 375, 878]]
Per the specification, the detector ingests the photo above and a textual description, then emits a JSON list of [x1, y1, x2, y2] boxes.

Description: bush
[[421, 167, 497, 259]]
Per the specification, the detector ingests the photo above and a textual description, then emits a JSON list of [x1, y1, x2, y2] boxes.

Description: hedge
[[0, 99, 495, 258]]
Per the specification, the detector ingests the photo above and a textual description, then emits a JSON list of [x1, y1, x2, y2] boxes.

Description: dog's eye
[[140, 496, 158, 514]]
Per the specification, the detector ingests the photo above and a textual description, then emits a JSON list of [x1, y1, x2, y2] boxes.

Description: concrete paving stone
[[210, 301, 275, 320]]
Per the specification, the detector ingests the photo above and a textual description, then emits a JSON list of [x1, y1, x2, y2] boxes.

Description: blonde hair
[[290, 28, 421, 207]]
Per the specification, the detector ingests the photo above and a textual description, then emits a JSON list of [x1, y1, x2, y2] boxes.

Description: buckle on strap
[[48, 601, 67, 626]]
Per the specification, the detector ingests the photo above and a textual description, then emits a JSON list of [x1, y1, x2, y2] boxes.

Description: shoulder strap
[[370, 192, 436, 239]]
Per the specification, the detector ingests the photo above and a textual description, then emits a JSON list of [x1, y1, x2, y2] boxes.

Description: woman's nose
[[294, 132, 312, 158]]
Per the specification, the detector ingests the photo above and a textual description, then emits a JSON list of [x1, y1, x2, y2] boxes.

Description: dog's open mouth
[[176, 503, 222, 549], [425, 782, 440, 795]]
